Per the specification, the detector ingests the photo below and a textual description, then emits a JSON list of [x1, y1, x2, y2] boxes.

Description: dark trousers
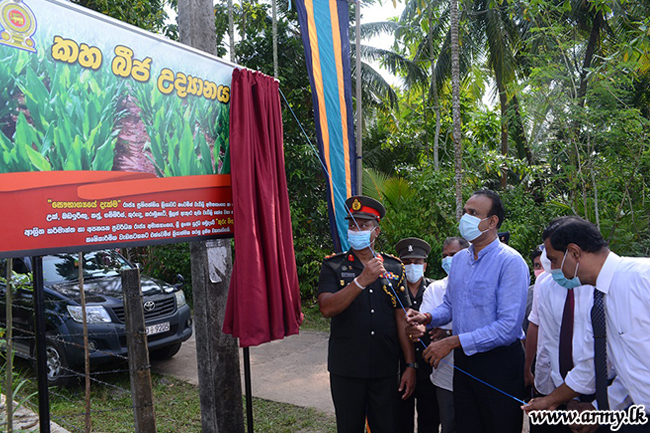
[[399, 375, 440, 433], [453, 341, 525, 433], [330, 373, 400, 433]]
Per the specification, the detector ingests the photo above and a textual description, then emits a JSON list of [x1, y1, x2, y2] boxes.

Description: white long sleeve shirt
[[421, 277, 454, 391], [565, 252, 650, 411], [533, 276, 594, 395]]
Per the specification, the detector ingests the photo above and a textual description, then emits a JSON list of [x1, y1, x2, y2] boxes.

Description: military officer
[[318, 195, 416, 433], [395, 237, 440, 433]]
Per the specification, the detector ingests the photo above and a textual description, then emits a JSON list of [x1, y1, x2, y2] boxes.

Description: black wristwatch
[[405, 362, 418, 370]]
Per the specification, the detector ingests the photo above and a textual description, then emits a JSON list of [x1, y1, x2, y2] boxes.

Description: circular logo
[[143, 301, 156, 312], [8, 9, 25, 28]]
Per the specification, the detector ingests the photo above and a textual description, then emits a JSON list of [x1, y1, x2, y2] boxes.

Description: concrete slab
[[151, 330, 334, 414]]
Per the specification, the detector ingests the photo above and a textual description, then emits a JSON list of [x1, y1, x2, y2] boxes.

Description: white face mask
[[459, 214, 490, 241], [540, 248, 551, 273], [404, 263, 424, 283], [347, 227, 376, 250], [441, 256, 453, 275]]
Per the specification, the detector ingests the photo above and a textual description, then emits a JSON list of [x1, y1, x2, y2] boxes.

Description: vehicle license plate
[[146, 322, 170, 336]]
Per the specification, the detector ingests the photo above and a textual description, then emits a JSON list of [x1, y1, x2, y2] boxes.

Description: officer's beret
[[344, 195, 386, 222], [394, 237, 431, 259]]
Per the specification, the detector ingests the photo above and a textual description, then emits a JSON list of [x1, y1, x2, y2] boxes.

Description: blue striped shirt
[[428, 237, 529, 356]]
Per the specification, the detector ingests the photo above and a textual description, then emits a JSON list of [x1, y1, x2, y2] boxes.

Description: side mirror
[[175, 274, 185, 284]]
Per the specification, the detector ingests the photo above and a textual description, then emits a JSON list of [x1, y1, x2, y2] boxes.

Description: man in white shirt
[[419, 236, 468, 433], [524, 216, 650, 432]]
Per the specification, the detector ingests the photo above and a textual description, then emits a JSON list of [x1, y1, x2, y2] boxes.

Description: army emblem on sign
[[0, 0, 37, 53]]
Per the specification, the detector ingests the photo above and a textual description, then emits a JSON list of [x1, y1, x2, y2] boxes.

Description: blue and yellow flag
[[295, 0, 357, 252]]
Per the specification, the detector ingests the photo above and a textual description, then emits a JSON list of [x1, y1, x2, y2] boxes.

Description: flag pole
[[355, 0, 362, 195]]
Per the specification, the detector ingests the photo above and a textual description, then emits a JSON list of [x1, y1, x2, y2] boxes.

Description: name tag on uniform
[[341, 272, 356, 278]]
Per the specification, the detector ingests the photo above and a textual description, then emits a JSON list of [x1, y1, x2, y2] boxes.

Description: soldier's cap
[[394, 237, 431, 259], [344, 195, 386, 222]]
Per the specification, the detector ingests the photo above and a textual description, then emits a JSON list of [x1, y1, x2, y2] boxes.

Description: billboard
[[0, 0, 237, 258]]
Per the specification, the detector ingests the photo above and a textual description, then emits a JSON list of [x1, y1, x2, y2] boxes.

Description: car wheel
[[39, 333, 74, 388], [149, 342, 182, 360]]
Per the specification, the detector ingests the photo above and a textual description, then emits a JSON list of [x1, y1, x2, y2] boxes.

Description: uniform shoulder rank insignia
[[324, 252, 343, 260]]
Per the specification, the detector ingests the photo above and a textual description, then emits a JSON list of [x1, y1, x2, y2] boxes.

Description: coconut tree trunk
[[497, 76, 508, 188], [429, 5, 440, 170], [432, 58, 441, 172], [228, 0, 235, 61], [511, 94, 533, 165], [450, 0, 462, 219], [577, 10, 602, 107]]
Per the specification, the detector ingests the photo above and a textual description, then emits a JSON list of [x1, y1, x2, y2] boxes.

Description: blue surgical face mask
[[459, 213, 489, 241], [441, 256, 453, 275], [347, 227, 375, 251], [551, 250, 581, 289], [405, 263, 424, 283]]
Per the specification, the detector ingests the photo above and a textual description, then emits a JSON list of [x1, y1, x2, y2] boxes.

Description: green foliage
[[73, 0, 169, 34], [0, 50, 126, 173], [133, 83, 230, 177], [0, 353, 38, 424], [14, 369, 336, 433]]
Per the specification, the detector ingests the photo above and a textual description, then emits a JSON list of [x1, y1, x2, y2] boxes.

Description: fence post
[[5, 258, 13, 432], [190, 240, 244, 433], [121, 268, 157, 433], [32, 256, 50, 433]]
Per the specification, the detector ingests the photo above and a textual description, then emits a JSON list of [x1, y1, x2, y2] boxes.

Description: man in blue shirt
[[407, 189, 529, 433]]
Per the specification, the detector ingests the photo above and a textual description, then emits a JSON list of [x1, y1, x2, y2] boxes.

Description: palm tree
[[450, 0, 462, 219], [353, 20, 428, 112]]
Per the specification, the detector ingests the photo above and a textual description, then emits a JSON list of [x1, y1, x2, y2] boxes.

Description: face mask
[[347, 227, 375, 251], [534, 269, 544, 278], [540, 248, 551, 273], [405, 264, 424, 283], [441, 256, 453, 275], [551, 250, 581, 289], [459, 213, 490, 241]]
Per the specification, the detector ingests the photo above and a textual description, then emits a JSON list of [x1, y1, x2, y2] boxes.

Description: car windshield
[[42, 250, 133, 284]]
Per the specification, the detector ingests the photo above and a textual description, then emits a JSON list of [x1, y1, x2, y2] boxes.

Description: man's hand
[[566, 401, 600, 433], [521, 383, 578, 413], [405, 323, 426, 342], [422, 336, 459, 368], [356, 257, 386, 287], [522, 395, 557, 412], [430, 328, 448, 342], [398, 366, 416, 400], [406, 309, 428, 326]]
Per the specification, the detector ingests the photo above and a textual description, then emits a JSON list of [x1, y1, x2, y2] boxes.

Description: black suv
[[0, 249, 193, 387]]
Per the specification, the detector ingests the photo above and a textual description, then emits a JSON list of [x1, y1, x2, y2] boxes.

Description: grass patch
[[300, 300, 330, 333], [12, 367, 336, 433]]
